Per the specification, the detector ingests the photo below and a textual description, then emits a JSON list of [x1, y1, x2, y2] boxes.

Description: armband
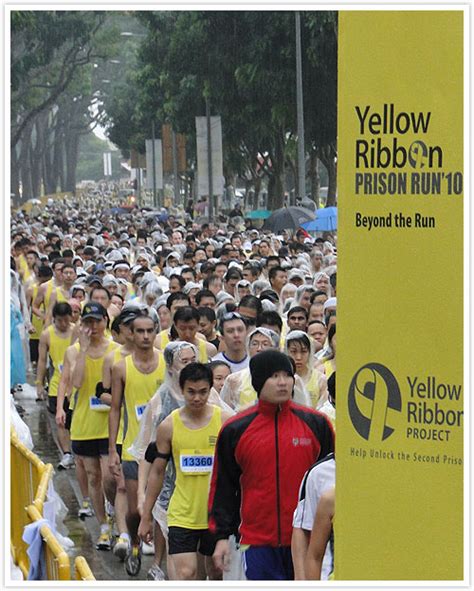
[[95, 382, 111, 397], [145, 442, 170, 463]]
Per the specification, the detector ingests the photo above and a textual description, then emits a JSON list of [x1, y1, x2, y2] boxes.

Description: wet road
[[19, 391, 158, 581]]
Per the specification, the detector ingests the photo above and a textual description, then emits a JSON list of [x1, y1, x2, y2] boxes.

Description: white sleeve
[[292, 466, 319, 529], [299, 469, 321, 531]]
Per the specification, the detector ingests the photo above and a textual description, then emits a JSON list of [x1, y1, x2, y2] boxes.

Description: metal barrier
[[74, 556, 96, 581], [10, 430, 48, 578], [26, 505, 70, 581], [10, 430, 95, 581]]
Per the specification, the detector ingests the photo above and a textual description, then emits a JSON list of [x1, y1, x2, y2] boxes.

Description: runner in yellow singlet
[[154, 292, 190, 350], [26, 265, 52, 365], [68, 302, 119, 551], [88, 284, 121, 339], [32, 258, 64, 322], [138, 363, 232, 581], [100, 306, 146, 562], [109, 307, 164, 576], [171, 307, 216, 361], [36, 302, 75, 469], [44, 263, 77, 325]]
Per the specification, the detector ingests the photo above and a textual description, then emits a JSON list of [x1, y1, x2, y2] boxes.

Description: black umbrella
[[262, 206, 316, 233]]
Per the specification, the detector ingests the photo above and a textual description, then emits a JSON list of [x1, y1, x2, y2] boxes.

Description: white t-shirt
[[293, 453, 335, 580], [212, 352, 249, 373]]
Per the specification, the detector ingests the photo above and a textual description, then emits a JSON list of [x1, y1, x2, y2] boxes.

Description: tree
[[10, 11, 120, 203], [303, 12, 338, 206], [101, 10, 338, 210]]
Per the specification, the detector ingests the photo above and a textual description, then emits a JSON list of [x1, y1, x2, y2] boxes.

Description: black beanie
[[250, 350, 295, 396]]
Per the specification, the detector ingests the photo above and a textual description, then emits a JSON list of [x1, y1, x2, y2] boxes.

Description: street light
[[295, 12, 305, 206]]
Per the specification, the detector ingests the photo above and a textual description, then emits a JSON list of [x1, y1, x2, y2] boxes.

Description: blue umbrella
[[301, 207, 337, 231], [245, 209, 271, 220]]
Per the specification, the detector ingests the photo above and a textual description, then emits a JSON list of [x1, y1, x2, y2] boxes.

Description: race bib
[[179, 449, 214, 475], [135, 403, 147, 421], [89, 396, 110, 412]]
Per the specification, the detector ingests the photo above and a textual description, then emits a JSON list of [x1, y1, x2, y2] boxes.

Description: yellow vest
[[44, 280, 55, 310], [121, 352, 165, 461], [239, 370, 258, 410], [30, 283, 44, 341], [305, 369, 323, 409], [323, 359, 335, 379], [168, 405, 222, 529], [111, 347, 128, 445], [70, 341, 118, 441], [54, 287, 68, 304], [160, 330, 208, 363], [47, 325, 73, 397], [18, 254, 29, 280]]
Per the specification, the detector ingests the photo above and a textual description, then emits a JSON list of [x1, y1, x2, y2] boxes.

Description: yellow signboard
[[337, 11, 463, 580]]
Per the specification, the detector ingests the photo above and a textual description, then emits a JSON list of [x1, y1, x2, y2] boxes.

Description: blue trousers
[[243, 546, 294, 580]]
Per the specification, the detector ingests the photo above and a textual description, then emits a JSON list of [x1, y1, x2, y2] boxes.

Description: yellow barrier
[[75, 556, 96, 581], [10, 431, 47, 578], [10, 430, 95, 581], [26, 505, 70, 581]]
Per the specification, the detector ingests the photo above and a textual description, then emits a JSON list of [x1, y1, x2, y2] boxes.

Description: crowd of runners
[[10, 191, 337, 581]]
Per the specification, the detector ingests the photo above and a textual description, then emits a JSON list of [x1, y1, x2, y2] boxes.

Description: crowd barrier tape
[[10, 430, 95, 580]]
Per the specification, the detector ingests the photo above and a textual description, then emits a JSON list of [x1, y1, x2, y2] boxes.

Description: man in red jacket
[[208, 349, 334, 580]]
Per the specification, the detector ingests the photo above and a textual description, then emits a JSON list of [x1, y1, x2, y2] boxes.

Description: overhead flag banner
[[337, 10, 464, 581], [103, 152, 112, 177], [145, 139, 163, 190], [196, 115, 224, 198]]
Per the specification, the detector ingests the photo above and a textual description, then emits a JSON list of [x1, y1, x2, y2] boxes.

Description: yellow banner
[[337, 11, 463, 580]]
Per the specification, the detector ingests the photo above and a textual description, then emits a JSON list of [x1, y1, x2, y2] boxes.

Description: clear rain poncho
[[220, 327, 311, 411], [128, 340, 232, 502], [128, 341, 197, 463], [284, 330, 328, 410]]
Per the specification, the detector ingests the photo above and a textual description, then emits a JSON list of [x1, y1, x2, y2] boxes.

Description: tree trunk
[[253, 176, 262, 209], [53, 117, 65, 192], [309, 150, 321, 206], [65, 129, 80, 192], [326, 157, 337, 206], [18, 121, 34, 203], [42, 111, 57, 195], [267, 132, 285, 211], [318, 143, 337, 206], [11, 145, 21, 207], [30, 115, 46, 197], [287, 156, 297, 201]]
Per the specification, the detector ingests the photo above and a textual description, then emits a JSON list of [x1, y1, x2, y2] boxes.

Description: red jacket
[[208, 398, 334, 547]]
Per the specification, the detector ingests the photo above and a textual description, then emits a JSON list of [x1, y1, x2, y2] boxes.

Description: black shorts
[[48, 395, 70, 419], [71, 438, 122, 459], [122, 460, 138, 481], [168, 526, 218, 556], [29, 339, 39, 363], [65, 402, 73, 432], [47, 395, 57, 415]]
